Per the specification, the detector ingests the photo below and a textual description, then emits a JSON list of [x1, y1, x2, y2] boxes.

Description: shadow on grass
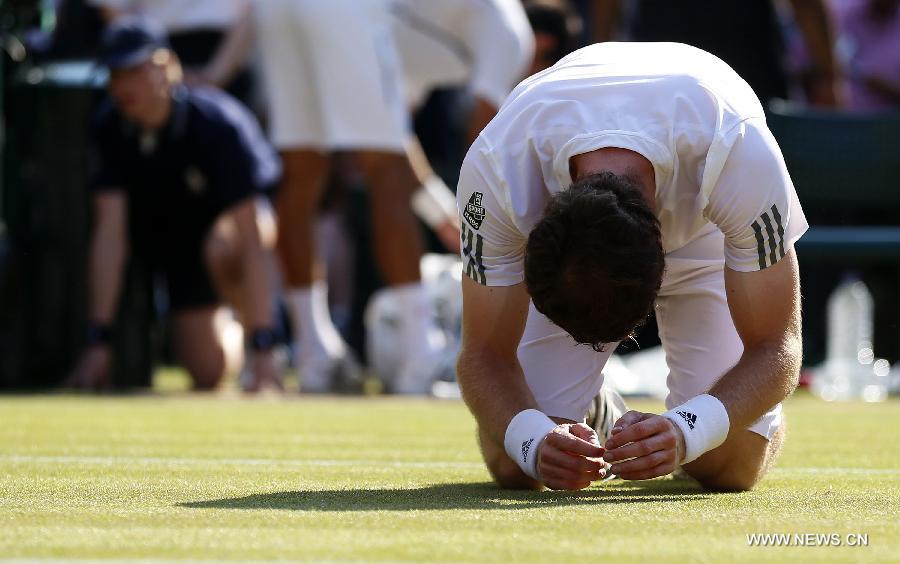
[[179, 479, 709, 511]]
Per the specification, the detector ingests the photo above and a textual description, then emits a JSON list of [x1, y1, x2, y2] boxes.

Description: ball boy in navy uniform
[[68, 17, 283, 391]]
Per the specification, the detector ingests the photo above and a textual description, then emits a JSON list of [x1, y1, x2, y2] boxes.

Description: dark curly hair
[[524, 172, 665, 351]]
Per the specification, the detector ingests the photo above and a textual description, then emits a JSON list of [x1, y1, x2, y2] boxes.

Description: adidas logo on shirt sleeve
[[750, 204, 786, 269]]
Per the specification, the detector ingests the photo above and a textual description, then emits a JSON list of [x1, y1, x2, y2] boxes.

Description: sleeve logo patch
[[463, 192, 486, 230]]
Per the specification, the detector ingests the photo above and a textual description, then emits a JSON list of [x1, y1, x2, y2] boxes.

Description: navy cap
[[98, 16, 170, 70]]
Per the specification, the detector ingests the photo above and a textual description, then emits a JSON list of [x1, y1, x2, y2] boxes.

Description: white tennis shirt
[[457, 42, 808, 286]]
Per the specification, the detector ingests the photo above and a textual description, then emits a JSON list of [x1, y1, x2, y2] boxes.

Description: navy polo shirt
[[91, 86, 280, 253]]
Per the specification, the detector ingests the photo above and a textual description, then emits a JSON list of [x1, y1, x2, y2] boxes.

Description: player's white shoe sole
[[585, 386, 629, 481]]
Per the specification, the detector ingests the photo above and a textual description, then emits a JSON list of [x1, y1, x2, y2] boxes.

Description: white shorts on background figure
[[254, 0, 409, 152]]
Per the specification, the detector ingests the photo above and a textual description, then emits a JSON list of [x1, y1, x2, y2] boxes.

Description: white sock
[[286, 282, 346, 365]]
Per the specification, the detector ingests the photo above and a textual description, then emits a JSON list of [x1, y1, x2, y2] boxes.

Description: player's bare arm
[[605, 250, 802, 480], [457, 278, 536, 447], [457, 277, 605, 490], [712, 249, 803, 426]]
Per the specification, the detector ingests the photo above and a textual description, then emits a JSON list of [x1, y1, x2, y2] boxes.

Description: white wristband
[[411, 175, 457, 229], [663, 394, 730, 465], [504, 409, 557, 480]]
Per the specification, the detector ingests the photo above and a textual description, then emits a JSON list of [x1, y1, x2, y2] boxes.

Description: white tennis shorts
[[253, 0, 409, 152], [518, 226, 783, 440]]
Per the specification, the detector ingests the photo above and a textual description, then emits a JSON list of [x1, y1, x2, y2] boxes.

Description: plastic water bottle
[[812, 276, 889, 401], [826, 276, 872, 363]]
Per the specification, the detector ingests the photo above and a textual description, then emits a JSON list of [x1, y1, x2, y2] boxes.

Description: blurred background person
[[322, 0, 584, 387], [831, 0, 900, 110], [67, 17, 283, 392], [583, 0, 846, 359], [393, 0, 534, 143], [776, 0, 900, 366], [392, 0, 583, 254], [523, 0, 583, 77], [403, 0, 581, 182], [392, 0, 534, 252], [252, 0, 447, 395], [592, 0, 844, 108], [87, 0, 255, 106]]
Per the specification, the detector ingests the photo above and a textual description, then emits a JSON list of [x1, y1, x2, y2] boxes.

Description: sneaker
[[585, 385, 629, 444], [391, 355, 443, 395], [585, 385, 629, 481], [238, 346, 288, 393], [298, 351, 363, 394], [332, 351, 365, 394], [429, 344, 462, 399], [389, 325, 448, 395]]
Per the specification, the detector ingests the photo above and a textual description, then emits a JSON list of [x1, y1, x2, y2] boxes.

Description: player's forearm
[[87, 228, 127, 325], [709, 329, 802, 431], [457, 347, 539, 447]]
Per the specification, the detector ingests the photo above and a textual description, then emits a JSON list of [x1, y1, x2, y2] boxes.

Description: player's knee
[[693, 468, 761, 493], [184, 350, 227, 391], [477, 427, 542, 490], [488, 460, 540, 490], [204, 232, 237, 278], [686, 422, 783, 493], [483, 449, 541, 490], [686, 451, 768, 493], [190, 366, 225, 391]]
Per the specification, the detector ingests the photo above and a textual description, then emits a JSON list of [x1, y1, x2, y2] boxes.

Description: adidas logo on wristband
[[505, 409, 557, 480], [677, 410, 697, 430], [521, 438, 534, 463], [664, 395, 729, 465]]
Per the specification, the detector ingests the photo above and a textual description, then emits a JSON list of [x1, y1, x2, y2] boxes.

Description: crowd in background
[[1, 0, 898, 394]]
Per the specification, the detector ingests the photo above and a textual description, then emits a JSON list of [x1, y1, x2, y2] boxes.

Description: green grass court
[[1, 377, 898, 562]]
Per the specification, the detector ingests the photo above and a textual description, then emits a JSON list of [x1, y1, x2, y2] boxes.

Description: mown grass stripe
[[2, 454, 898, 476]]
